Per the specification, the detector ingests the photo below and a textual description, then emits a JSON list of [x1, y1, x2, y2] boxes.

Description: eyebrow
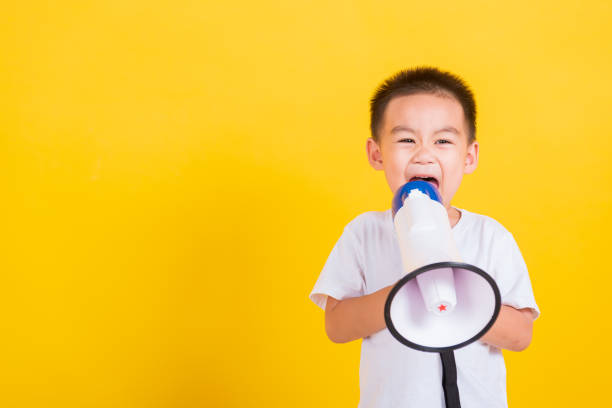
[[390, 125, 415, 134], [435, 126, 460, 135], [390, 125, 460, 135]]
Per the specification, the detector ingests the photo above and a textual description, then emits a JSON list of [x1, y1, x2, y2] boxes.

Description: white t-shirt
[[310, 207, 540, 408]]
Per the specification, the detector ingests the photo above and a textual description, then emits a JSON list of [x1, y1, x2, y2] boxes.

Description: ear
[[464, 141, 479, 174], [366, 138, 384, 170]]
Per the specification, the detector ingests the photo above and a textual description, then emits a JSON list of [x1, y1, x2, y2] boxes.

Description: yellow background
[[2, 0, 610, 406]]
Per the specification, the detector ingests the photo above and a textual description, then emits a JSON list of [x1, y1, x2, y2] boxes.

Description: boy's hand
[[479, 305, 534, 351]]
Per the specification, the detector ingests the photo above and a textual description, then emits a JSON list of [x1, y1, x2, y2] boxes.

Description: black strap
[[439, 351, 461, 408]]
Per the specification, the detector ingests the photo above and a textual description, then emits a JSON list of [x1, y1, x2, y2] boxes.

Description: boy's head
[[366, 67, 479, 208]]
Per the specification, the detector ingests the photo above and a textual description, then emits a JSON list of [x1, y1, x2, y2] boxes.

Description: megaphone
[[384, 181, 501, 408]]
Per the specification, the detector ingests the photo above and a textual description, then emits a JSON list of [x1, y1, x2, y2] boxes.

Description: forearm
[[325, 288, 534, 350], [325, 285, 394, 343], [480, 305, 534, 351]]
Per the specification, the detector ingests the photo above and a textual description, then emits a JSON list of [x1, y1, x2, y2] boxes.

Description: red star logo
[[438, 304, 447, 312]]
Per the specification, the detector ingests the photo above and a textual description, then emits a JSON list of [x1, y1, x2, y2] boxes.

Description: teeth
[[410, 176, 439, 187]]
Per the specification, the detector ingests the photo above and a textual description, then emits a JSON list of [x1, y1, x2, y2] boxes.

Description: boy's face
[[366, 93, 478, 208]]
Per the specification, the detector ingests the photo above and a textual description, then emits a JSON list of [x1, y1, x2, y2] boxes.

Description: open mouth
[[409, 176, 439, 189]]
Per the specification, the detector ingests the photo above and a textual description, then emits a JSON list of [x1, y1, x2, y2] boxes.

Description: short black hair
[[370, 67, 476, 144]]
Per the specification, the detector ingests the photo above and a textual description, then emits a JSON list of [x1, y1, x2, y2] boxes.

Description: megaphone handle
[[440, 351, 461, 408]]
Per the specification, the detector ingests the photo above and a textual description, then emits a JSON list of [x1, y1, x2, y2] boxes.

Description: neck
[[447, 206, 461, 227]]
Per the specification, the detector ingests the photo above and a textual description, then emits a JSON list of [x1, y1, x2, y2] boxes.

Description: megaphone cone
[[384, 261, 500, 352]]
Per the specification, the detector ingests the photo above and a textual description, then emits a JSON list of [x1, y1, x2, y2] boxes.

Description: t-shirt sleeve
[[309, 224, 366, 311], [494, 231, 540, 320]]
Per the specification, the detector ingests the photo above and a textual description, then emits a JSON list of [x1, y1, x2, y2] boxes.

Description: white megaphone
[[384, 181, 501, 408]]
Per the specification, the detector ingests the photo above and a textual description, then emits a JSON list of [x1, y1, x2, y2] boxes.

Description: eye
[[436, 139, 452, 144], [398, 138, 415, 143]]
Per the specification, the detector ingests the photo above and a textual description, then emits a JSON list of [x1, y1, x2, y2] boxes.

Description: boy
[[309, 67, 539, 407]]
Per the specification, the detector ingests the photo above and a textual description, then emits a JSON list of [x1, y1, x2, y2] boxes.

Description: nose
[[412, 144, 435, 164]]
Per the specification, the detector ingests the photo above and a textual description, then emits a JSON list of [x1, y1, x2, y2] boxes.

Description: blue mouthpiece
[[391, 180, 443, 218]]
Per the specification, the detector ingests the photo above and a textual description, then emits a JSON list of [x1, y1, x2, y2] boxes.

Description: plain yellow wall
[[2, 0, 611, 406]]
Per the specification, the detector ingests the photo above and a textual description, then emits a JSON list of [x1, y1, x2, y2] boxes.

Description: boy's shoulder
[[456, 208, 516, 243], [344, 209, 392, 233]]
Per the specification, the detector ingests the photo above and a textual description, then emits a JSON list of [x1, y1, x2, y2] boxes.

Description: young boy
[[309, 67, 539, 408]]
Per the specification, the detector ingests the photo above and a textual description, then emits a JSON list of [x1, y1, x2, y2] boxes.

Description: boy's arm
[[480, 305, 534, 351], [325, 285, 394, 343], [325, 287, 534, 351]]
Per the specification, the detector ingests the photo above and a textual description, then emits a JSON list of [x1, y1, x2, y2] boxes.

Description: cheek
[[441, 162, 463, 188], [384, 152, 408, 173], [442, 154, 466, 175], [443, 172, 463, 198], [383, 162, 409, 193]]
